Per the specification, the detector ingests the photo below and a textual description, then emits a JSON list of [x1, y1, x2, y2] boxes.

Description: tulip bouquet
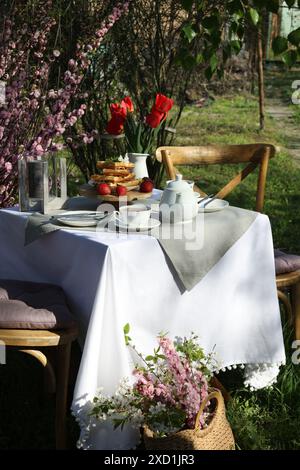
[[106, 93, 174, 154]]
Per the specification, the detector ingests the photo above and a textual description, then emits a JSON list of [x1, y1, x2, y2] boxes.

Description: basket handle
[[194, 390, 223, 430]]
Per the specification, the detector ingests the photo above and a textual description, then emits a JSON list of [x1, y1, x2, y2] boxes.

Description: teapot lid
[[167, 174, 191, 191]]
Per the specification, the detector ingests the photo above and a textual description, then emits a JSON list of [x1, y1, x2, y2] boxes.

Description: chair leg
[[19, 349, 56, 394], [277, 289, 293, 326], [291, 282, 300, 341], [43, 350, 56, 395], [55, 342, 71, 450]]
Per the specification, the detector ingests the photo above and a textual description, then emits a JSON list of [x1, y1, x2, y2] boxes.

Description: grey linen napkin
[[25, 213, 60, 246], [151, 206, 258, 292], [24, 196, 103, 245]]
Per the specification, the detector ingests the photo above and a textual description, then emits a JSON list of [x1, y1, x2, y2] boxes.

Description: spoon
[[197, 194, 214, 205], [203, 195, 218, 208]]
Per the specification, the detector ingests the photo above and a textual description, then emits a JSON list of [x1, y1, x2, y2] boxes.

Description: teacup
[[115, 204, 151, 227]]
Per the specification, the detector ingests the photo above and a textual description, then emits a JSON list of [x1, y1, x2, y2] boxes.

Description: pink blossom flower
[[4, 162, 12, 172]]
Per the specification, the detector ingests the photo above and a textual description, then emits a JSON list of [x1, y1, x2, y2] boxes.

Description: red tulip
[[145, 109, 164, 129], [106, 115, 125, 135], [122, 96, 134, 113], [153, 94, 174, 114], [146, 93, 174, 129], [106, 101, 127, 135], [110, 102, 127, 119]]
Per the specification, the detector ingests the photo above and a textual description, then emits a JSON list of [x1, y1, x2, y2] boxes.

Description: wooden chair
[[156, 144, 275, 213], [0, 328, 78, 449], [156, 144, 300, 339], [276, 271, 300, 340], [0, 281, 78, 449]]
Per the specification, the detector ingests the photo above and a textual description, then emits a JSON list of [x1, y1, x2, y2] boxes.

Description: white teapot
[[159, 174, 199, 224]]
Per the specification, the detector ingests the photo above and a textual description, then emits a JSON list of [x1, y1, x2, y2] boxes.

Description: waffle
[[91, 160, 140, 192], [96, 160, 135, 170]]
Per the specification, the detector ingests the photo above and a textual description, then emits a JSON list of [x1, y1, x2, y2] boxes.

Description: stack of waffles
[[91, 161, 141, 192]]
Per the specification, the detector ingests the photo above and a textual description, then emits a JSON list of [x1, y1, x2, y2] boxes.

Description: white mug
[[114, 204, 151, 226]]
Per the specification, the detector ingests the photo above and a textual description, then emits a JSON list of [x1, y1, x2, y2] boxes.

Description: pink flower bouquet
[[91, 328, 217, 438]]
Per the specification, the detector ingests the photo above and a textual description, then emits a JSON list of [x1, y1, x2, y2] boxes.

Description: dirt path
[[265, 69, 300, 166]]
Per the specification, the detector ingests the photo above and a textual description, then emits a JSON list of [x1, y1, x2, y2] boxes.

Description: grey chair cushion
[[0, 280, 76, 330], [274, 249, 300, 275]]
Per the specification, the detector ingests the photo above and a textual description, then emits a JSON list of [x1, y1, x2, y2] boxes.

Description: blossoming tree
[[0, 0, 130, 207]]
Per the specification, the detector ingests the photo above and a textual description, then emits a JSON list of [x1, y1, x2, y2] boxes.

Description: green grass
[[220, 320, 300, 450]]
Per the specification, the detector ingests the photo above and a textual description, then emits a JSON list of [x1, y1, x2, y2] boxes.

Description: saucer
[[198, 199, 229, 213], [56, 211, 106, 227], [113, 217, 161, 232]]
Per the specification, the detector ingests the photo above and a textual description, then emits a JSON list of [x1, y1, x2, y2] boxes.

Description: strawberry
[[97, 183, 111, 195], [116, 185, 127, 196], [140, 180, 154, 193]]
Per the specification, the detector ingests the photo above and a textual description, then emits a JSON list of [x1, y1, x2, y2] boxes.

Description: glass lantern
[[18, 156, 67, 213]]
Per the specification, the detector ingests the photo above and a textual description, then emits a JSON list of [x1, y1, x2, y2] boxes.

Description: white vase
[[128, 153, 149, 179]]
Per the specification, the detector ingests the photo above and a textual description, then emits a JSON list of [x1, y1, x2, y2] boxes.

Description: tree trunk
[[257, 27, 265, 131]]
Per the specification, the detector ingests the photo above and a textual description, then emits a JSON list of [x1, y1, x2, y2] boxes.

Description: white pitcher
[[128, 153, 149, 178]]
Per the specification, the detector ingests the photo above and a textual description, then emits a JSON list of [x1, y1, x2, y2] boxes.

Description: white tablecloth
[[0, 206, 285, 449]]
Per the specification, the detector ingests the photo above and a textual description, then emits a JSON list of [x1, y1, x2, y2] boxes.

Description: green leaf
[[210, 54, 218, 72], [204, 66, 213, 80], [123, 323, 130, 335], [182, 24, 197, 43], [265, 0, 280, 13], [181, 0, 194, 10], [230, 39, 242, 54], [196, 53, 204, 64], [230, 21, 238, 35], [249, 8, 260, 26], [217, 68, 224, 79], [223, 44, 232, 62], [145, 355, 154, 361], [282, 49, 298, 67], [288, 28, 300, 47], [252, 0, 266, 8], [272, 36, 288, 55], [181, 54, 197, 70], [202, 15, 219, 30], [285, 0, 296, 7], [227, 0, 244, 15]]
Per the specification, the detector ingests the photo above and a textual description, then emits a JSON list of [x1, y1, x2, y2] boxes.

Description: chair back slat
[[156, 144, 275, 213]]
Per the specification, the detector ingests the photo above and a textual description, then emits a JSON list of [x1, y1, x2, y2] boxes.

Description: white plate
[[198, 199, 229, 213], [56, 211, 106, 227], [113, 217, 161, 232]]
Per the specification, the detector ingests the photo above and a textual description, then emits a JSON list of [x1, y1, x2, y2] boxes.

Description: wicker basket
[[143, 390, 235, 450]]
